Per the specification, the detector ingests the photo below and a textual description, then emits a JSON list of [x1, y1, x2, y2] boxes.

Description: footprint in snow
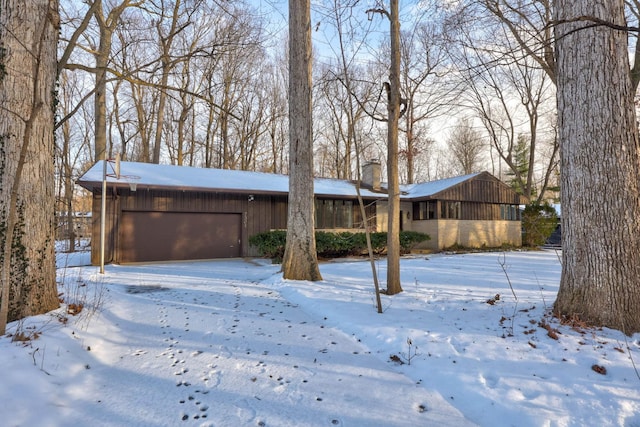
[[203, 369, 221, 387], [234, 398, 257, 424], [478, 372, 499, 389]]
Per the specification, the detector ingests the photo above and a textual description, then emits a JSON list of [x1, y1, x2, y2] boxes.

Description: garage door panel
[[120, 211, 241, 263]]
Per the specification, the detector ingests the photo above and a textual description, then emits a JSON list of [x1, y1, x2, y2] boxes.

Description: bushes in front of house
[[248, 230, 288, 260], [521, 202, 558, 247], [249, 230, 430, 262]]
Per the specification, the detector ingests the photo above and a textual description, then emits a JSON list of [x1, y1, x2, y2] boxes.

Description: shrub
[[249, 230, 430, 261], [399, 231, 431, 253], [248, 230, 286, 261], [521, 202, 558, 247]]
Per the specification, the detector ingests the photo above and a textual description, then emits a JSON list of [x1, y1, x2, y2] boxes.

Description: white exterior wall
[[373, 201, 414, 232], [376, 201, 388, 232]]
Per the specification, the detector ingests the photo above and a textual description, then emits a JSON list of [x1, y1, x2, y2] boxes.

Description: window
[[315, 199, 354, 228], [412, 201, 436, 220], [440, 201, 461, 219], [500, 204, 520, 221]]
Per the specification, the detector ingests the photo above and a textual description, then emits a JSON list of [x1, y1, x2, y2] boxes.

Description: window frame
[[500, 204, 520, 221], [440, 201, 461, 220], [412, 200, 437, 220], [315, 198, 355, 229]]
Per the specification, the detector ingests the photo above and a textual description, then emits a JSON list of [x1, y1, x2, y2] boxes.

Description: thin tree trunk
[[91, 0, 134, 161], [331, 1, 382, 311], [131, 82, 151, 162], [152, 0, 182, 164], [63, 132, 76, 251], [405, 108, 414, 184], [152, 64, 169, 164], [385, 0, 403, 295], [554, 0, 640, 333]]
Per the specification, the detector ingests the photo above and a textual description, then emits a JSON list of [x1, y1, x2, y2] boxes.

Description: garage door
[[119, 211, 242, 263]]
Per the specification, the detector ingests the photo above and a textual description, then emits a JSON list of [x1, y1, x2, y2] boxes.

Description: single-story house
[[76, 160, 527, 264]]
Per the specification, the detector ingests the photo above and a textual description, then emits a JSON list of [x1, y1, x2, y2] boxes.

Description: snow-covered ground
[[1, 250, 639, 426]]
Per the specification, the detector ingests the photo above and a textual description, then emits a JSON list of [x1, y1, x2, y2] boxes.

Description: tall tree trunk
[[405, 106, 414, 184], [385, 0, 402, 295], [219, 87, 230, 168], [94, 0, 109, 161], [131, 81, 151, 162], [282, 0, 322, 281], [91, 0, 133, 161], [61, 116, 76, 251], [0, 0, 60, 334], [152, 0, 182, 164], [554, 0, 640, 333]]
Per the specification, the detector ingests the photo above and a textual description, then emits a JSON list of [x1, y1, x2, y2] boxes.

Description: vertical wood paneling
[[429, 172, 525, 205]]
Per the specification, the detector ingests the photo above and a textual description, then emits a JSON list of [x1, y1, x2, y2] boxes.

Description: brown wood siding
[[91, 189, 290, 263], [460, 202, 503, 220], [119, 189, 250, 213], [90, 192, 119, 266], [271, 198, 288, 229], [430, 172, 526, 205]]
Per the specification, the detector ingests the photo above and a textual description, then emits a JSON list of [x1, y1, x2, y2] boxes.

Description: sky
[[249, 0, 425, 63], [1, 249, 639, 426]]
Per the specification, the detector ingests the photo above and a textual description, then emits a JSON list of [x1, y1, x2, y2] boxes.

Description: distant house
[[56, 211, 92, 240], [76, 161, 527, 264]]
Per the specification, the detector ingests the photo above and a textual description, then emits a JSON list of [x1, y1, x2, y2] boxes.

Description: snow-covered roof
[[400, 173, 481, 198], [77, 161, 387, 198], [77, 161, 481, 200]]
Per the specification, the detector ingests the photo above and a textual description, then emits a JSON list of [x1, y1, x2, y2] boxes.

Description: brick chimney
[[362, 159, 381, 191]]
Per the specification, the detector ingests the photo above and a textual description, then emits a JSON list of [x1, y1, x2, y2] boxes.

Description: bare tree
[[385, 0, 403, 295], [554, 1, 640, 333], [56, 71, 93, 252], [91, 0, 141, 160], [447, 118, 485, 175], [397, 16, 458, 184], [367, 1, 403, 295], [282, 0, 322, 281], [315, 0, 383, 311], [0, 0, 60, 334], [217, 12, 268, 170], [450, 13, 557, 202], [482, 0, 640, 92], [479, 0, 556, 83], [149, 0, 192, 164], [263, 55, 289, 174], [110, 12, 156, 162], [316, 62, 375, 180]]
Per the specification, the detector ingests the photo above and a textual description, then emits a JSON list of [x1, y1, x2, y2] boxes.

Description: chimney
[[362, 159, 381, 191]]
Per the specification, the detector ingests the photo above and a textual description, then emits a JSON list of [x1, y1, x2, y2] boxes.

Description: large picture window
[[413, 201, 436, 220], [315, 199, 354, 229]]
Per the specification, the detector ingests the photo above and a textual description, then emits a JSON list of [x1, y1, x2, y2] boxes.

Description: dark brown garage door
[[119, 211, 242, 263]]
